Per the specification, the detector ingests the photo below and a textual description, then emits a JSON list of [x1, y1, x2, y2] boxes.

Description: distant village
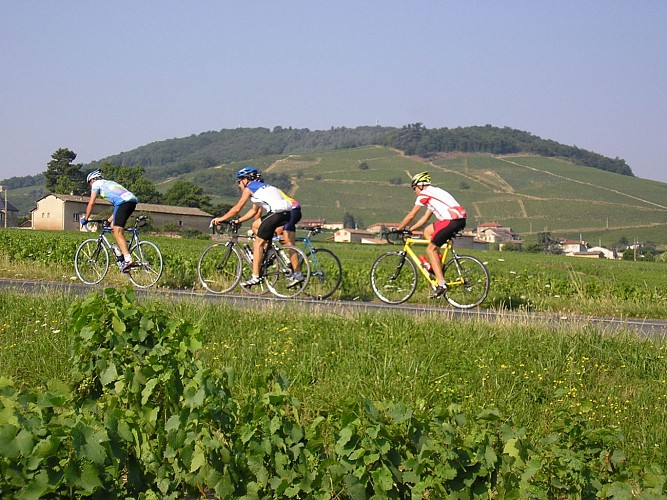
[[0, 192, 626, 260]]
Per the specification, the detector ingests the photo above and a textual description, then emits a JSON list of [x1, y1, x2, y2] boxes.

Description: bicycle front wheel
[[303, 248, 343, 300], [265, 245, 311, 298], [197, 243, 243, 294], [443, 255, 489, 309], [128, 240, 163, 288], [74, 239, 110, 285], [370, 252, 418, 304]]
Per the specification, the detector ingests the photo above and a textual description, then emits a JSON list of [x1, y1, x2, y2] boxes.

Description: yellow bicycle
[[370, 229, 489, 308]]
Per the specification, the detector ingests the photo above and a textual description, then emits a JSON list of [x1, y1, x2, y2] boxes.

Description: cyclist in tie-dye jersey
[[80, 169, 139, 273]]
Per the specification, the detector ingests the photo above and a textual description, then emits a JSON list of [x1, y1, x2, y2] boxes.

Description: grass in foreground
[[1, 289, 665, 470]]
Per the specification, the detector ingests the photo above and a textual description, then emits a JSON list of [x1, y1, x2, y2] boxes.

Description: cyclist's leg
[[251, 211, 290, 278], [111, 202, 136, 258], [282, 206, 302, 274], [429, 218, 467, 284]]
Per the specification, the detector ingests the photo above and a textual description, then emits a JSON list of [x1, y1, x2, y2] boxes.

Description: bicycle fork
[[391, 252, 409, 281]]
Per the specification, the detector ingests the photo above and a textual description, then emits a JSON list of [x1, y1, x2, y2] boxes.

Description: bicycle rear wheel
[[303, 248, 342, 300], [443, 255, 489, 309], [265, 245, 310, 298], [370, 252, 418, 304], [197, 243, 243, 294], [128, 240, 163, 288], [74, 239, 110, 285]]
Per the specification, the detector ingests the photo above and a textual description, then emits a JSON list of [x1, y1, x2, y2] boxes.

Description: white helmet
[[86, 169, 102, 183]]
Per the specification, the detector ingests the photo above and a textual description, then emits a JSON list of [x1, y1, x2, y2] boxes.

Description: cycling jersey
[[246, 180, 293, 214], [415, 185, 467, 220], [91, 179, 138, 206]]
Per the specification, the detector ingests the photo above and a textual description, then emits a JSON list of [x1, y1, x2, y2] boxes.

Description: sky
[[2, 1, 667, 184]]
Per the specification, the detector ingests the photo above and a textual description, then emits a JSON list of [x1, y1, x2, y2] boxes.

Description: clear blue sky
[[2, 1, 666, 184]]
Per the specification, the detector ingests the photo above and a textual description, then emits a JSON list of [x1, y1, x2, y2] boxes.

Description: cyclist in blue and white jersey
[[212, 167, 294, 288], [80, 170, 139, 273]]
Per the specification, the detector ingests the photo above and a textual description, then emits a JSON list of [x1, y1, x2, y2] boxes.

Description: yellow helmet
[[410, 171, 431, 188]]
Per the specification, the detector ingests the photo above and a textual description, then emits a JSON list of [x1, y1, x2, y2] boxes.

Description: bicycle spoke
[[304, 248, 342, 300], [370, 252, 417, 304], [74, 239, 109, 285], [265, 245, 310, 298], [443, 255, 489, 308], [128, 241, 163, 288], [198, 243, 242, 294]]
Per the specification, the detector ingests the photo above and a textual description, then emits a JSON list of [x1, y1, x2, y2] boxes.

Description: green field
[[7, 147, 667, 249], [1, 228, 665, 319], [182, 147, 667, 247], [1, 225, 666, 496], [1, 287, 666, 496]]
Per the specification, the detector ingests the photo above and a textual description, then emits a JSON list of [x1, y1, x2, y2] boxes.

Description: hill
[[90, 124, 633, 180], [2, 125, 665, 247], [167, 146, 666, 248]]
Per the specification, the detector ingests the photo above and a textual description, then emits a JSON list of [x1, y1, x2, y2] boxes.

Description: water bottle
[[111, 243, 124, 262], [418, 254, 435, 277]]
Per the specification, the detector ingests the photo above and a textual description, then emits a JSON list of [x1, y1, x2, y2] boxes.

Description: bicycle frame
[[76, 216, 163, 288], [401, 237, 465, 289], [92, 223, 141, 264]]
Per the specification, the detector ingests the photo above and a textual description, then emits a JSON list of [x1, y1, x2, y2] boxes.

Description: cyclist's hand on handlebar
[[80, 217, 87, 226]]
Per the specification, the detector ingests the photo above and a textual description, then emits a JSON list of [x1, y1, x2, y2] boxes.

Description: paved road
[[2, 278, 666, 338]]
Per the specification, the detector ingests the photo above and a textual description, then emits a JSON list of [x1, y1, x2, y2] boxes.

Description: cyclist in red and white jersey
[[396, 171, 467, 297]]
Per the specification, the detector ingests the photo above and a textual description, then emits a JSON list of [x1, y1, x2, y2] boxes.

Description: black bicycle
[[74, 216, 163, 288], [197, 221, 311, 298]]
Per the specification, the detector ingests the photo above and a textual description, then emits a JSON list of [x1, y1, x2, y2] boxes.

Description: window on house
[[73, 213, 80, 221], [178, 220, 183, 227]]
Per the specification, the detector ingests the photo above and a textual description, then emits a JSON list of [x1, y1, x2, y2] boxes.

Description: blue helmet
[[86, 169, 103, 183], [236, 166, 260, 180]]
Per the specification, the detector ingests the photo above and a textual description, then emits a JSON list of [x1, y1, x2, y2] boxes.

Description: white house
[[333, 228, 377, 244]]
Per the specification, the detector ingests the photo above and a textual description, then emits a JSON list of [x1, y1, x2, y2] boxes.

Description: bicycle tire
[[128, 240, 163, 288], [265, 244, 311, 298], [303, 248, 342, 300], [370, 252, 418, 304], [74, 239, 110, 285], [197, 242, 243, 294], [443, 255, 489, 309]]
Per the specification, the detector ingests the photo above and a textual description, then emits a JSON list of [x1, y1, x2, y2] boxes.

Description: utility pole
[[0, 186, 6, 228]]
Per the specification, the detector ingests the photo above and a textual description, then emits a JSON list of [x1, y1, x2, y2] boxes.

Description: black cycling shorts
[[283, 206, 302, 232], [112, 202, 137, 228], [431, 218, 466, 247], [257, 211, 290, 240]]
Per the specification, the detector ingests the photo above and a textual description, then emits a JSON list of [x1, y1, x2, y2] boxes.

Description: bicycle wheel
[[74, 239, 110, 285], [303, 248, 342, 300], [370, 252, 418, 304], [443, 255, 489, 309], [128, 240, 163, 288], [197, 243, 243, 294], [265, 245, 311, 298]]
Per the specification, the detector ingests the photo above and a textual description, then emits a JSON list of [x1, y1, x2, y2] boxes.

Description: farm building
[[31, 194, 213, 232]]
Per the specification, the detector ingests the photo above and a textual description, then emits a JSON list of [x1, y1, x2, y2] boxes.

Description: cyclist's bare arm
[[410, 209, 434, 233], [397, 204, 422, 231]]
